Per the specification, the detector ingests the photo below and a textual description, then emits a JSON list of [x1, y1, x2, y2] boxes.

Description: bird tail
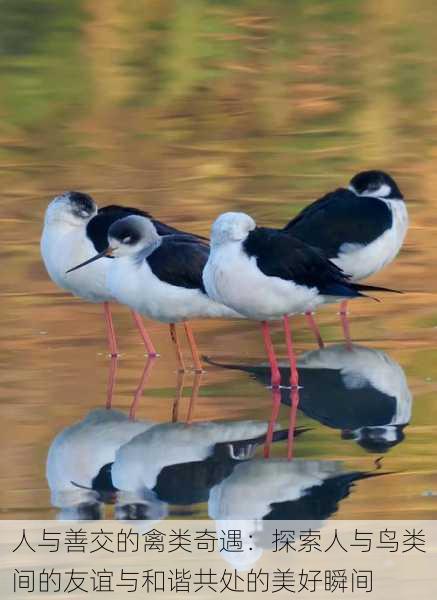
[[353, 283, 402, 295], [203, 355, 250, 371]]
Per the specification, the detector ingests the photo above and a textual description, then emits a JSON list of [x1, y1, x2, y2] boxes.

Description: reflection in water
[[46, 409, 155, 520], [111, 419, 302, 519], [206, 343, 412, 453], [210, 459, 379, 522], [47, 409, 305, 520], [128, 356, 157, 420], [210, 458, 384, 568]]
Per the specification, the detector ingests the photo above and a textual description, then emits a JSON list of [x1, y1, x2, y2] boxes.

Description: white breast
[[107, 256, 241, 323], [41, 222, 112, 302], [203, 242, 322, 320], [46, 409, 154, 507], [333, 199, 408, 281]]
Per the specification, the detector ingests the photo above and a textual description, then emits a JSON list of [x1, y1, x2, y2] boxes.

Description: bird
[[46, 418, 304, 522], [294, 343, 411, 453], [41, 191, 204, 357], [283, 170, 407, 345], [206, 342, 412, 453], [66, 215, 242, 372], [203, 211, 395, 388], [111, 420, 290, 506], [46, 408, 155, 519], [209, 458, 384, 568]]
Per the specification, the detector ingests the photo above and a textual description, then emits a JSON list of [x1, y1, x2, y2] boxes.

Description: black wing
[[147, 237, 209, 292], [283, 188, 393, 257], [87, 204, 206, 252], [265, 471, 377, 522], [243, 227, 362, 298]]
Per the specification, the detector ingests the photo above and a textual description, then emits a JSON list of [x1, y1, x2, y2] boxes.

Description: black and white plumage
[[209, 458, 384, 567], [210, 458, 380, 522], [41, 192, 204, 303], [203, 211, 396, 387], [69, 215, 240, 322], [46, 409, 155, 519], [87, 204, 205, 253], [205, 342, 412, 453], [67, 215, 242, 371], [284, 170, 408, 282], [41, 192, 204, 356], [203, 212, 395, 321], [110, 420, 305, 519]]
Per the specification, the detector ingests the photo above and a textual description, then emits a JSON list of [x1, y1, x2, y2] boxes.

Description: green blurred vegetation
[[0, 0, 435, 180]]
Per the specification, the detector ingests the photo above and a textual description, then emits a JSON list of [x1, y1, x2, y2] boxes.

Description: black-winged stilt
[[206, 342, 411, 454], [66, 215, 242, 372], [203, 212, 396, 388], [41, 192, 204, 357], [284, 170, 407, 344]]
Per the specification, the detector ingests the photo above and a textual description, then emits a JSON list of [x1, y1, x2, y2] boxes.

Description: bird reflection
[[210, 458, 387, 568], [47, 408, 306, 520], [210, 458, 382, 522], [46, 408, 155, 519], [206, 343, 412, 453], [112, 419, 305, 519]]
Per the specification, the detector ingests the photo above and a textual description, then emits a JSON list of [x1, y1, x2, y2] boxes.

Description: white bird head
[[66, 215, 161, 273], [210, 212, 256, 246], [107, 215, 161, 258], [44, 191, 97, 226]]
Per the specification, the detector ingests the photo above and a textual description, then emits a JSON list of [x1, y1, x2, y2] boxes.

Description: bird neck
[[132, 238, 162, 265]]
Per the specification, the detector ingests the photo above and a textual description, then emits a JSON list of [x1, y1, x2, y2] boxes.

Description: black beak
[[66, 247, 113, 273]]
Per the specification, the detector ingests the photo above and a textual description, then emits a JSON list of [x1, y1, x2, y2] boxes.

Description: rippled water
[[1, 0, 437, 521]]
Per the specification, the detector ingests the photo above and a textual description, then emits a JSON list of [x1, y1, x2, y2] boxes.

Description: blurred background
[[0, 0, 437, 519]]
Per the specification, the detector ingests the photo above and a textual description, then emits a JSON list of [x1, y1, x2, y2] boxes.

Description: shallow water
[[1, 0, 437, 521]]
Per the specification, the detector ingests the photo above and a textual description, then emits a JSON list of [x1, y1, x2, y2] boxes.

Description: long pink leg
[[186, 372, 203, 424], [339, 300, 352, 349], [261, 321, 281, 388], [287, 386, 300, 460], [264, 387, 281, 458], [283, 316, 299, 388], [169, 323, 186, 372], [305, 311, 325, 349], [183, 322, 203, 373], [283, 315, 300, 457], [106, 354, 118, 410], [172, 371, 185, 423], [129, 356, 157, 420], [131, 310, 158, 356], [103, 301, 118, 357]]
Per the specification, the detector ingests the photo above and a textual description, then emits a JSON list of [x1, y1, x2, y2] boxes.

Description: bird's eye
[[122, 236, 132, 244], [80, 210, 89, 218]]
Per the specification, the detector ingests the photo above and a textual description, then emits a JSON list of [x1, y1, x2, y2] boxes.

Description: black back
[[154, 455, 238, 505], [87, 204, 205, 253], [147, 236, 210, 292], [243, 227, 362, 298], [283, 188, 393, 257], [285, 368, 397, 430], [263, 471, 377, 522], [153, 429, 305, 505]]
